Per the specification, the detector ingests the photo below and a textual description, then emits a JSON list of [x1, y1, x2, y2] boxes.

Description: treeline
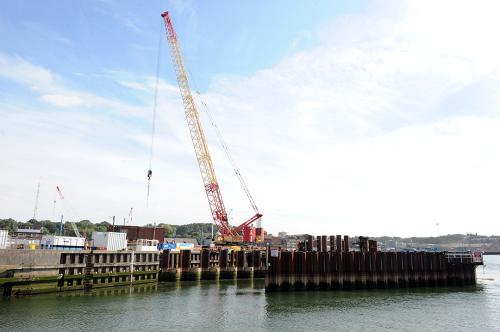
[[0, 218, 112, 237], [0, 218, 218, 240], [154, 222, 217, 239]]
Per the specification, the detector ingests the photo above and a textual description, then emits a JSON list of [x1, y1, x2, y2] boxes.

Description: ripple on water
[[0, 256, 499, 331]]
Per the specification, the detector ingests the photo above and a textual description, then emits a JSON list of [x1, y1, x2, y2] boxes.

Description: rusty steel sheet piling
[[200, 249, 218, 280], [253, 250, 266, 278], [219, 249, 236, 280], [265, 235, 483, 292], [179, 250, 198, 281]]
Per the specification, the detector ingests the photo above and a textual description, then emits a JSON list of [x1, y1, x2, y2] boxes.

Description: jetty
[[159, 248, 267, 281], [0, 249, 159, 296], [266, 235, 484, 291]]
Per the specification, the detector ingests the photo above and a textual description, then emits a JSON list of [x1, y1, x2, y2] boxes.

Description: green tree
[[76, 220, 95, 238], [95, 221, 111, 232], [0, 218, 18, 234], [162, 224, 175, 237]]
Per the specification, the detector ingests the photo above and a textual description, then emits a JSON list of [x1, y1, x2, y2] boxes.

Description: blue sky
[[0, 1, 366, 93], [1, 1, 500, 236]]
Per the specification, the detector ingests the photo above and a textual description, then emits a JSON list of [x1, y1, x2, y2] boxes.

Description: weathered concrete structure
[[159, 248, 267, 281], [0, 249, 159, 296]]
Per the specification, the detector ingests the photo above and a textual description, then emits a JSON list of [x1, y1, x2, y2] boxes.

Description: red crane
[[161, 11, 262, 242]]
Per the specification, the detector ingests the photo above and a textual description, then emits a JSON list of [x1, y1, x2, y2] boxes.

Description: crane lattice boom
[[161, 11, 262, 241], [161, 11, 232, 236]]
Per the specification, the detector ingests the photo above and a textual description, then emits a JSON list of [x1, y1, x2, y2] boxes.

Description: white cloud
[[41, 94, 85, 107], [0, 53, 54, 88], [194, 0, 500, 236], [0, 52, 148, 117], [118, 80, 148, 92]]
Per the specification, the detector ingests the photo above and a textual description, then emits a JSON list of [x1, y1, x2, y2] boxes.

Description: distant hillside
[[371, 234, 500, 252]]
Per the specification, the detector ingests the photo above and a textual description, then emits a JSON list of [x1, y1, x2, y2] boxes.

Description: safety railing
[[445, 251, 483, 265]]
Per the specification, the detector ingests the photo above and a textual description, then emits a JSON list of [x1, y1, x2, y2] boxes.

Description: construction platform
[[266, 235, 484, 292]]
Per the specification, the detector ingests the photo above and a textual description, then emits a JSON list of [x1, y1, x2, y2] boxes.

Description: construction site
[[0, 10, 486, 297]]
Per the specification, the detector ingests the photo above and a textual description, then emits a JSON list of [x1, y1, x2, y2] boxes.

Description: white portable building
[[92, 232, 127, 251], [41, 235, 85, 249], [0, 230, 8, 249], [129, 239, 159, 252]]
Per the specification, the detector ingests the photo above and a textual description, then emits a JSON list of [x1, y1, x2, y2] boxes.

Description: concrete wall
[[0, 249, 161, 278], [1, 249, 161, 296], [0, 249, 62, 278]]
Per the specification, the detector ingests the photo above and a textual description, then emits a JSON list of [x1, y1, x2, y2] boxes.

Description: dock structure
[[266, 235, 484, 292], [159, 248, 267, 281], [0, 249, 159, 296]]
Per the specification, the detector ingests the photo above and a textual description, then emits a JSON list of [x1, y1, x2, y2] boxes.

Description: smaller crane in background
[[56, 186, 64, 235], [56, 186, 81, 237], [32, 182, 40, 220], [128, 207, 134, 225]]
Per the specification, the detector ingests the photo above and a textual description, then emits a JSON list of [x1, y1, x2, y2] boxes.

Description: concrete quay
[[0, 249, 159, 296]]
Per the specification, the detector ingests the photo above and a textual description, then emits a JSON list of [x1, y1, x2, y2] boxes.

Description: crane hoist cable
[[193, 90, 260, 215], [187, 69, 260, 215], [146, 20, 164, 205]]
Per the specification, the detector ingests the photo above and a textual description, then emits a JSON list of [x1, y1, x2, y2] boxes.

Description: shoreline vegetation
[[1, 218, 499, 251], [0, 218, 215, 239]]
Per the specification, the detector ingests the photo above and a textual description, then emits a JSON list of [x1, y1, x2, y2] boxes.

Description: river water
[[1, 255, 499, 331]]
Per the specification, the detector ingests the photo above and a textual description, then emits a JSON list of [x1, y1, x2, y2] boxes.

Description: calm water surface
[[1, 255, 499, 331]]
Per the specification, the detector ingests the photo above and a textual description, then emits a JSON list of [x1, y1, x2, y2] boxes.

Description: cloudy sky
[[1, 0, 499, 237]]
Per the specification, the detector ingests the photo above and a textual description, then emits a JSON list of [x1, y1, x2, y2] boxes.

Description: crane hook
[[146, 169, 153, 206]]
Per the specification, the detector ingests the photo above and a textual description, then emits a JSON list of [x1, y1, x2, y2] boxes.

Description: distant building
[[9, 228, 42, 248], [14, 228, 42, 238], [289, 234, 310, 241], [164, 237, 198, 245], [283, 238, 299, 251], [114, 226, 164, 243], [264, 235, 282, 247]]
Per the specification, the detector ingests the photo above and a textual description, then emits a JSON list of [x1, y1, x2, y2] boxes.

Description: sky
[[1, 0, 500, 237]]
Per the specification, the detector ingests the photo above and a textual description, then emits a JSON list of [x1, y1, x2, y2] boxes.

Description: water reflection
[[265, 285, 482, 314], [38, 283, 160, 299], [0, 259, 498, 332]]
